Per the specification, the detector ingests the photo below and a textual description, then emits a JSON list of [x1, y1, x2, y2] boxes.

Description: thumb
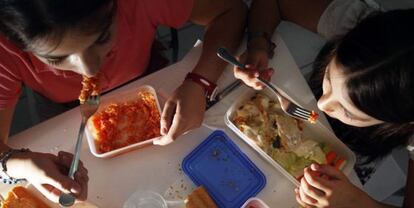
[[153, 135, 174, 146], [237, 51, 247, 63], [311, 163, 345, 180], [259, 68, 274, 80], [160, 100, 176, 135], [41, 165, 81, 194], [154, 111, 183, 146]]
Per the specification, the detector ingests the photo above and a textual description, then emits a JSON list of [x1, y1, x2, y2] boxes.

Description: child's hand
[[233, 49, 273, 90], [295, 163, 374, 208], [156, 80, 205, 145], [8, 151, 88, 203]]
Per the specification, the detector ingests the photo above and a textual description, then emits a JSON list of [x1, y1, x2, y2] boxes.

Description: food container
[[0, 184, 98, 208], [85, 85, 162, 158], [182, 130, 266, 208], [225, 88, 356, 186], [241, 197, 270, 208]]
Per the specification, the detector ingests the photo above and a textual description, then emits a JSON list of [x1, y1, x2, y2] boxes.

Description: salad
[[232, 93, 346, 179]]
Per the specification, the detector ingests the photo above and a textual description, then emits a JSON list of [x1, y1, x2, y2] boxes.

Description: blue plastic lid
[[182, 130, 266, 208]]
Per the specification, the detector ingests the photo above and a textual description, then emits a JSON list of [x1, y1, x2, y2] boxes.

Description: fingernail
[[153, 139, 161, 145], [312, 163, 320, 170], [71, 184, 81, 193]]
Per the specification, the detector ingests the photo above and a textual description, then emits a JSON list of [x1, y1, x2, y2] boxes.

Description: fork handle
[[257, 77, 282, 97], [68, 118, 86, 179], [217, 47, 246, 69]]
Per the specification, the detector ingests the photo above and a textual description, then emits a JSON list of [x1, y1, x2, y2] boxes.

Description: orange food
[[1, 186, 51, 208], [325, 151, 337, 165], [334, 158, 346, 170], [186, 186, 217, 208], [79, 75, 100, 104], [89, 91, 161, 153], [308, 111, 318, 124]]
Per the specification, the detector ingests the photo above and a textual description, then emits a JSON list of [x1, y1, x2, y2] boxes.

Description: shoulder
[[0, 34, 26, 76], [317, 0, 381, 39], [134, 0, 193, 27]]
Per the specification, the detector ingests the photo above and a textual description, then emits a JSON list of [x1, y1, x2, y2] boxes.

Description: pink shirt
[[0, 0, 193, 109]]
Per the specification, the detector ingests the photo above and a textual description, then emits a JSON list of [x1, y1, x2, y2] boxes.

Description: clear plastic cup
[[123, 191, 167, 208]]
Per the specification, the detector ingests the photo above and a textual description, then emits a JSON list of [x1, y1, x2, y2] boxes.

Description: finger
[[295, 188, 309, 208], [300, 174, 325, 202], [74, 165, 89, 183], [234, 66, 258, 80], [311, 163, 346, 180], [236, 52, 247, 63], [259, 68, 274, 81], [299, 179, 318, 206], [153, 135, 174, 146], [234, 67, 263, 90], [32, 182, 61, 203], [42, 168, 81, 194], [166, 107, 187, 140], [160, 100, 176, 135], [156, 103, 188, 145], [74, 168, 89, 201], [57, 151, 84, 170], [304, 167, 332, 194]]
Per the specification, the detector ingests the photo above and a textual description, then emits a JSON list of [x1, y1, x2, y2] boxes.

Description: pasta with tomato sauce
[[79, 75, 100, 104], [88, 91, 161, 153]]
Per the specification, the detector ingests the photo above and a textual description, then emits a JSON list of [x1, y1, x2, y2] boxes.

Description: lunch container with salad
[[225, 88, 356, 186]]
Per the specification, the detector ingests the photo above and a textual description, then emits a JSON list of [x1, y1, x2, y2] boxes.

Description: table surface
[[5, 34, 362, 208]]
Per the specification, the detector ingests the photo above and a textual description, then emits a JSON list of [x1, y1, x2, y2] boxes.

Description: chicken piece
[[186, 186, 217, 208], [2, 186, 50, 208]]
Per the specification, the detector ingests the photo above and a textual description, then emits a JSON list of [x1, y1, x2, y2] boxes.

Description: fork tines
[[286, 104, 312, 120]]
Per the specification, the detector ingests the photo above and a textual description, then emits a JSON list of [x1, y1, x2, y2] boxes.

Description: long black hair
[[310, 9, 414, 163], [0, 0, 114, 50]]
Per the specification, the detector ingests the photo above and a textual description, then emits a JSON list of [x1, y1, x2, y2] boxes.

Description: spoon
[[59, 193, 76, 207]]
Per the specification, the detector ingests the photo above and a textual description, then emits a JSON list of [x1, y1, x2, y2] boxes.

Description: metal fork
[[59, 95, 100, 207], [217, 47, 318, 123]]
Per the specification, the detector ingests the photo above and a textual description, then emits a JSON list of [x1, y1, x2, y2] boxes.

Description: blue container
[[182, 130, 266, 208]]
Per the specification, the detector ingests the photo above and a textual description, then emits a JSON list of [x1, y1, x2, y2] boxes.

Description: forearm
[[248, 0, 279, 36], [192, 1, 247, 82], [0, 106, 15, 144], [357, 189, 398, 208]]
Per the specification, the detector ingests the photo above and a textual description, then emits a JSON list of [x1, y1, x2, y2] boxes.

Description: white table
[[6, 34, 361, 208]]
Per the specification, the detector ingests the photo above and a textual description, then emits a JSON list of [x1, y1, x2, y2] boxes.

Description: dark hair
[[0, 0, 114, 50], [310, 9, 414, 163]]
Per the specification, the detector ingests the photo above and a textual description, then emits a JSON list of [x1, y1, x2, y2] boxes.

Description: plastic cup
[[123, 191, 167, 208]]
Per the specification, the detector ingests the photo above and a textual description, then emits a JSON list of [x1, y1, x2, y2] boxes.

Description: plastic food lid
[[182, 130, 266, 208]]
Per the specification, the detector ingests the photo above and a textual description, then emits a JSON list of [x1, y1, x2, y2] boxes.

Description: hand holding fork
[[217, 47, 318, 123], [59, 95, 100, 207]]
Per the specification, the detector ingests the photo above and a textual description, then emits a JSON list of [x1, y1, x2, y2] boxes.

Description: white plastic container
[[123, 191, 167, 208], [225, 88, 356, 186], [241, 197, 270, 208], [85, 85, 162, 158]]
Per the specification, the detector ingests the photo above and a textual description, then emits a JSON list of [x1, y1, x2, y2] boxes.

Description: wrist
[[7, 151, 30, 179], [248, 36, 269, 50], [247, 32, 276, 58], [357, 189, 381, 208], [184, 72, 218, 102], [183, 79, 204, 92]]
